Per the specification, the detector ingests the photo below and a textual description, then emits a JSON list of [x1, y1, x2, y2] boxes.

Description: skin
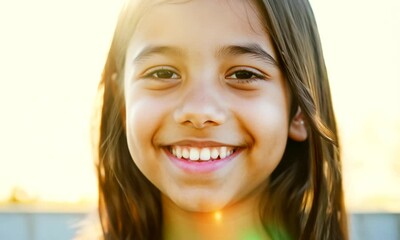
[[123, 0, 307, 239]]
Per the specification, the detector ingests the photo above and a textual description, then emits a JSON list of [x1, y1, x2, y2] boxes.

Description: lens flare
[[214, 211, 222, 222]]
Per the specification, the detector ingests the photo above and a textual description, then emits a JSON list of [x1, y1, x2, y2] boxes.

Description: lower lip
[[164, 148, 242, 174]]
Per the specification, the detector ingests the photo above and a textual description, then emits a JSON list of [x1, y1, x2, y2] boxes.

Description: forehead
[[136, 0, 264, 31], [128, 0, 273, 54]]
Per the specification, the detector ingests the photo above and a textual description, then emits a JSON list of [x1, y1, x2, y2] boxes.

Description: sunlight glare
[[214, 211, 222, 223], [0, 0, 124, 205]]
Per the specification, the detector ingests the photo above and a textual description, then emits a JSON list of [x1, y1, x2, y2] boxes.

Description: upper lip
[[165, 139, 240, 148]]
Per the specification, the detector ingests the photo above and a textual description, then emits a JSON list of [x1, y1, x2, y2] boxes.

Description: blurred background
[[0, 0, 399, 239]]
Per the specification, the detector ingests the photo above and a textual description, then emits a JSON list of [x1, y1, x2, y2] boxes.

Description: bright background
[[0, 0, 399, 211]]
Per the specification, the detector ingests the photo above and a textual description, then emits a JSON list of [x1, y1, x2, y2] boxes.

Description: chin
[[174, 195, 228, 213]]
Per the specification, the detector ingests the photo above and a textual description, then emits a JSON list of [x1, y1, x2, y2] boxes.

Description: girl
[[94, 0, 348, 239]]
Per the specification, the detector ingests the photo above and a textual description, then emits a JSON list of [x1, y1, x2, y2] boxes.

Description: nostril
[[185, 119, 218, 129], [173, 94, 227, 128]]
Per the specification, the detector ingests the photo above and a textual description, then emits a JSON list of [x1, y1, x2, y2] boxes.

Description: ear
[[288, 107, 308, 142]]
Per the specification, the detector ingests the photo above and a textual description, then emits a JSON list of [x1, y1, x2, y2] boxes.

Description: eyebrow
[[133, 43, 278, 67], [133, 46, 184, 63], [216, 44, 278, 67]]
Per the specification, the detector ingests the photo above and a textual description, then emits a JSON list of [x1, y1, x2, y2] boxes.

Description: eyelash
[[142, 67, 266, 84], [225, 69, 267, 83], [143, 67, 181, 79]]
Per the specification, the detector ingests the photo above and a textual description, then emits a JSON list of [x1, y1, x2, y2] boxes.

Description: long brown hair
[[94, 0, 348, 239]]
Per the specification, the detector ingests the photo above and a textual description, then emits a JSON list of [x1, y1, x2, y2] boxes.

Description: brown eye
[[226, 68, 266, 83], [140, 67, 181, 90], [231, 70, 256, 79], [152, 69, 178, 79], [145, 68, 180, 79]]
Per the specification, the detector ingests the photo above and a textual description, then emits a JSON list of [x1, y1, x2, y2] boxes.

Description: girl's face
[[124, 0, 305, 212]]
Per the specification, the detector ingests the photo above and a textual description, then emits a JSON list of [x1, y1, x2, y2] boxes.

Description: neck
[[162, 193, 270, 240]]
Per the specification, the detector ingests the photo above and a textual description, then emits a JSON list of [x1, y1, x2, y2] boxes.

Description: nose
[[173, 84, 227, 129]]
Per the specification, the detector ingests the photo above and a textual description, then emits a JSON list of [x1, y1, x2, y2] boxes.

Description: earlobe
[[288, 107, 308, 142]]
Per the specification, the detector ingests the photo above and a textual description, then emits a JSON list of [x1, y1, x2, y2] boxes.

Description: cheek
[[124, 95, 170, 173], [233, 92, 289, 169], [235, 93, 289, 141]]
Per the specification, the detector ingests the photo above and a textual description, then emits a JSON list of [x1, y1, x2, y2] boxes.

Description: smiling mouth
[[167, 146, 237, 162]]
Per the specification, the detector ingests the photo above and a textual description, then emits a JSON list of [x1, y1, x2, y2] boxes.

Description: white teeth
[[170, 146, 235, 161], [200, 148, 211, 161], [211, 148, 219, 159], [172, 147, 176, 156], [176, 146, 182, 158], [189, 148, 200, 161], [228, 149, 233, 156], [182, 148, 190, 159], [219, 147, 227, 159], [227, 149, 234, 157]]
